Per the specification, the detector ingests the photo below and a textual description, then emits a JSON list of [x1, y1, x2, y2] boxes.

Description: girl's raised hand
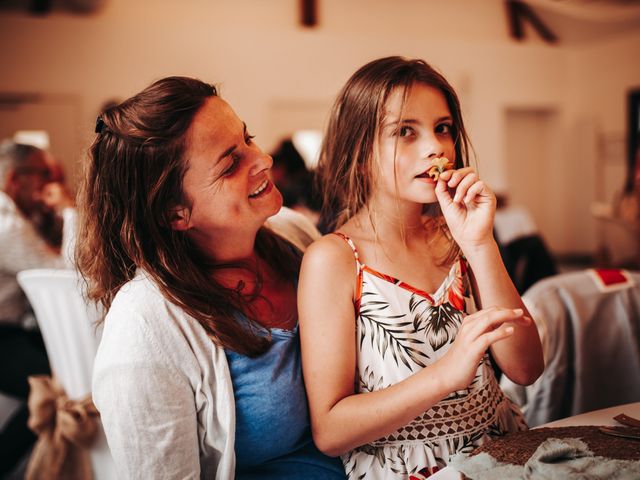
[[434, 168, 496, 250], [437, 307, 531, 392]]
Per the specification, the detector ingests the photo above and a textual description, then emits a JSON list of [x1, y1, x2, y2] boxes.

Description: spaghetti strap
[[332, 232, 363, 270], [331, 232, 364, 311]]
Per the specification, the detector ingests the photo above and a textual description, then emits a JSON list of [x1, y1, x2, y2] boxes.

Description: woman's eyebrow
[[217, 145, 236, 164]]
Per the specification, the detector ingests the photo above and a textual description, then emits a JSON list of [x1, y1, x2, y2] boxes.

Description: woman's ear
[[168, 205, 191, 231]]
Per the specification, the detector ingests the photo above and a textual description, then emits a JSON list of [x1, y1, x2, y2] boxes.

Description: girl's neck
[[358, 200, 428, 243]]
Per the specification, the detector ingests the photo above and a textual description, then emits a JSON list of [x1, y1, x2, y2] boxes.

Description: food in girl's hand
[[426, 156, 454, 181]]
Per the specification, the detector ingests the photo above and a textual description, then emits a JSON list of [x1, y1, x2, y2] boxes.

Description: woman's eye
[[245, 133, 255, 145], [221, 158, 239, 176]]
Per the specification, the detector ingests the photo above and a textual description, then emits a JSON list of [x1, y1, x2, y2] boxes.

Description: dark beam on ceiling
[[300, 0, 317, 27], [506, 0, 558, 44]]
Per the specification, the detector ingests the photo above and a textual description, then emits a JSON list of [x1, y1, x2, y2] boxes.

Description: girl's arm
[[435, 169, 544, 386], [298, 234, 525, 456]]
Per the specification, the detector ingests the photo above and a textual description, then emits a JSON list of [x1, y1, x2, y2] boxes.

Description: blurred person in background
[[493, 193, 557, 294], [0, 140, 75, 475], [271, 138, 322, 227]]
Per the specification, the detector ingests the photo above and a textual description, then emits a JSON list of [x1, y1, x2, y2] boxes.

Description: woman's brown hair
[[317, 56, 473, 260], [77, 76, 300, 356]]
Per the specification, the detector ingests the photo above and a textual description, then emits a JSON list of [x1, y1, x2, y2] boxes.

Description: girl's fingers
[[452, 173, 479, 203], [460, 306, 499, 325], [463, 307, 528, 340], [435, 176, 454, 208], [445, 167, 476, 189], [479, 323, 516, 351], [464, 180, 491, 205]]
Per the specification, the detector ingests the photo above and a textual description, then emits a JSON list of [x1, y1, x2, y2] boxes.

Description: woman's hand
[[437, 307, 531, 392], [435, 168, 496, 250]]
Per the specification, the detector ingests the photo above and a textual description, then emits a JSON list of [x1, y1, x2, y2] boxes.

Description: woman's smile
[[249, 178, 273, 199]]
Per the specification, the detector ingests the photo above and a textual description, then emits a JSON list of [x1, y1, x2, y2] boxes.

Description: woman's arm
[[93, 310, 201, 478], [298, 235, 523, 456], [435, 169, 544, 386]]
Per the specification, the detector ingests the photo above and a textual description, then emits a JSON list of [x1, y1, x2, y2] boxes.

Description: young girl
[[298, 56, 544, 478]]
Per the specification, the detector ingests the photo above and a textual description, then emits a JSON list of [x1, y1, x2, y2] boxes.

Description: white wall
[[1, 0, 638, 256]]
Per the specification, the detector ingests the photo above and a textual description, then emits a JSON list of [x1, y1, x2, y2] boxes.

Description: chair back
[[501, 269, 640, 426], [17, 268, 117, 479], [17, 269, 101, 399]]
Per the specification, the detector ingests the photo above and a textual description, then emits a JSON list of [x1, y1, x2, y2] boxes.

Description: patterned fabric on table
[[333, 233, 527, 479]]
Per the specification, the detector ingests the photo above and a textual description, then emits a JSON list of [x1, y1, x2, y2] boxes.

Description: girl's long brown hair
[[77, 76, 300, 356], [316, 56, 473, 262]]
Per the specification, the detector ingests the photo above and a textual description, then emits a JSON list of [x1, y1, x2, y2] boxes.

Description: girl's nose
[[423, 138, 445, 160]]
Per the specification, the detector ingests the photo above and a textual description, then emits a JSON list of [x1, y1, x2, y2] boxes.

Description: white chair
[[17, 268, 117, 480], [501, 269, 640, 427]]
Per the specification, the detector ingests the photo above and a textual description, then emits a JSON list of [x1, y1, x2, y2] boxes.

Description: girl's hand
[[435, 168, 496, 250], [437, 307, 531, 392]]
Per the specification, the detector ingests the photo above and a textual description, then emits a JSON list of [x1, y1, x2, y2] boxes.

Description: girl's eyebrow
[[382, 118, 420, 129]]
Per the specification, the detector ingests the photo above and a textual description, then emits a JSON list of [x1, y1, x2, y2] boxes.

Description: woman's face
[[375, 82, 456, 205], [174, 96, 282, 256]]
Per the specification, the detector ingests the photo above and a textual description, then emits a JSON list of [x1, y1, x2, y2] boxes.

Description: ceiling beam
[[506, 0, 558, 44], [300, 0, 317, 27]]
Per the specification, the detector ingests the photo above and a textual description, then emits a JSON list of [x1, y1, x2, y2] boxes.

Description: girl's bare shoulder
[[303, 231, 358, 268]]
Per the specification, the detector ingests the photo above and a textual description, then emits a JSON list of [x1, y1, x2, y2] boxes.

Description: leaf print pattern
[[410, 295, 462, 351], [359, 365, 385, 392], [360, 290, 430, 369], [342, 451, 366, 479], [388, 445, 418, 475]]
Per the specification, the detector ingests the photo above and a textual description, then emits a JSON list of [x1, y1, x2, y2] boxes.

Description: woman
[[77, 76, 345, 479]]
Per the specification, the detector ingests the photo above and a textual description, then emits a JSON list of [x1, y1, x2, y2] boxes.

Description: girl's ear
[[168, 205, 191, 231]]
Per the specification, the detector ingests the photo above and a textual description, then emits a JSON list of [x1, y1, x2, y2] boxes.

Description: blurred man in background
[[0, 140, 75, 475]]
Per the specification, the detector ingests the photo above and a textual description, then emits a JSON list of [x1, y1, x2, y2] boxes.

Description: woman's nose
[[248, 148, 273, 177]]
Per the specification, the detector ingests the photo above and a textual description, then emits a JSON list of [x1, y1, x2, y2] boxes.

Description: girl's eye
[[398, 126, 415, 137], [436, 123, 453, 135]]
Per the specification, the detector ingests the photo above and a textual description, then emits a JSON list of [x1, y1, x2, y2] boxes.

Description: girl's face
[[173, 96, 282, 256], [375, 82, 456, 205]]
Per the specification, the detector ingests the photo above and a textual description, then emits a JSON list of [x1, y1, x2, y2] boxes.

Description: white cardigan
[[92, 207, 319, 479]]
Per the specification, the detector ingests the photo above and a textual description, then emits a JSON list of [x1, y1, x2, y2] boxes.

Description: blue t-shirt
[[225, 322, 345, 479]]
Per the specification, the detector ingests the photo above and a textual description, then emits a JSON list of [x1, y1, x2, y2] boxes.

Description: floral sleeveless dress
[[334, 233, 527, 479]]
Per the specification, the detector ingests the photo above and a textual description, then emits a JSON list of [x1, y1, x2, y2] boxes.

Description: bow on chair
[[25, 375, 100, 480]]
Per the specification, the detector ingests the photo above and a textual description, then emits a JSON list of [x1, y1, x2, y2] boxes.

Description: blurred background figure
[[0, 139, 75, 476], [271, 137, 321, 227], [494, 193, 558, 294]]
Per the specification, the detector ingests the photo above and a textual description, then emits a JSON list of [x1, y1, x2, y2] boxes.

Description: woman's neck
[[191, 228, 258, 264], [213, 252, 263, 291]]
